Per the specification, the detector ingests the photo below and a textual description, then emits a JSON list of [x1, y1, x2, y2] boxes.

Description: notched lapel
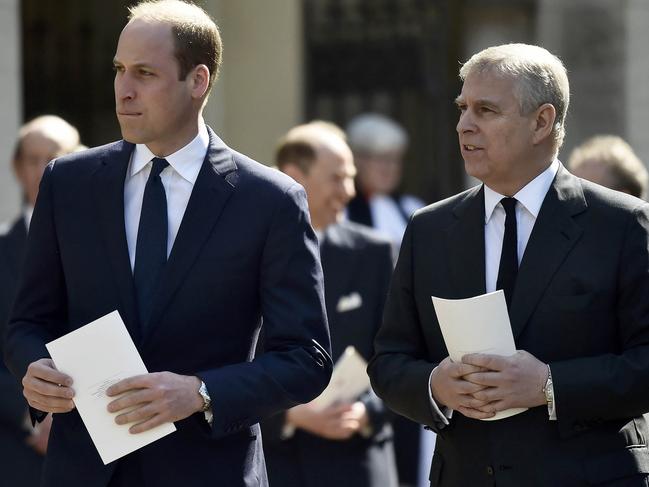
[[444, 186, 486, 299], [509, 166, 587, 339], [91, 141, 141, 342], [145, 129, 237, 335], [321, 225, 359, 311]]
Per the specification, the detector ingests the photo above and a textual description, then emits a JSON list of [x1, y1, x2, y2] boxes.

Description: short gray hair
[[459, 43, 570, 150], [346, 113, 408, 154]]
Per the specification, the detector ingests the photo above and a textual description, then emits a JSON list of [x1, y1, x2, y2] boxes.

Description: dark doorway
[[21, 1, 132, 147], [303, 0, 465, 202]]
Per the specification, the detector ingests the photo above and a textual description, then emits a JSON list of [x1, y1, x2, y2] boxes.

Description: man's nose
[[115, 74, 135, 101], [456, 110, 474, 134]]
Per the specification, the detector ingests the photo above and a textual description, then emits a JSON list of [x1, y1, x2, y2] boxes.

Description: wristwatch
[[542, 364, 554, 407], [198, 381, 211, 412]]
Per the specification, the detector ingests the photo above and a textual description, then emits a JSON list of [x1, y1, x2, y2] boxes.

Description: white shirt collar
[[484, 159, 560, 224], [130, 119, 209, 185]]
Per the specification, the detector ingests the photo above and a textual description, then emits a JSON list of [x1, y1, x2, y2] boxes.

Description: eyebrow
[[454, 96, 500, 109], [112, 59, 156, 70]]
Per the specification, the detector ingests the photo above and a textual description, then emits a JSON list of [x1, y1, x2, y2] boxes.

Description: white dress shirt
[[124, 120, 209, 270], [428, 159, 560, 425], [123, 119, 212, 423]]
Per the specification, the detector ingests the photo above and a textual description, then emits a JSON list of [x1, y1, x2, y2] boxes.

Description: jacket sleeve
[[367, 218, 442, 432], [199, 183, 333, 439], [552, 204, 649, 433]]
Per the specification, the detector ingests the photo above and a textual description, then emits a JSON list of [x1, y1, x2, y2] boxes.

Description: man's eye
[[456, 105, 467, 112]]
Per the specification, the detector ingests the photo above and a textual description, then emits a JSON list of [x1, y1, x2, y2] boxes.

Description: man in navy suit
[[262, 122, 398, 487], [0, 115, 80, 487], [3, 2, 331, 486]]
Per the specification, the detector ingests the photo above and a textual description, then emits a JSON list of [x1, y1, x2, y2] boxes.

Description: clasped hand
[[430, 351, 548, 420], [287, 401, 369, 440]]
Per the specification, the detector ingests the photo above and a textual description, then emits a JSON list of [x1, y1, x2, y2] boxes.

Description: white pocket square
[[336, 292, 362, 313]]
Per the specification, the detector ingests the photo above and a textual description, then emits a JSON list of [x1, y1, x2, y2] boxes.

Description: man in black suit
[[368, 43, 649, 486], [3, 2, 331, 486], [262, 121, 398, 487], [0, 115, 80, 487]]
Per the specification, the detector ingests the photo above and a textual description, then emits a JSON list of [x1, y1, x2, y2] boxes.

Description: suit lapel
[[91, 141, 141, 342], [509, 165, 586, 339], [321, 225, 357, 314], [445, 186, 486, 298], [145, 128, 237, 334], [4, 218, 28, 279]]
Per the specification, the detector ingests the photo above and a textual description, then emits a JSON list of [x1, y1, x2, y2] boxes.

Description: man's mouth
[[462, 144, 482, 151]]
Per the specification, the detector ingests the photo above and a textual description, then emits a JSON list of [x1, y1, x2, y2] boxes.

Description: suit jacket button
[[486, 466, 494, 475]]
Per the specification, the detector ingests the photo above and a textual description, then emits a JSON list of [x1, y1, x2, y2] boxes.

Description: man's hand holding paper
[[461, 350, 549, 412], [22, 358, 75, 414], [106, 371, 204, 434], [286, 401, 369, 440], [429, 356, 494, 420]]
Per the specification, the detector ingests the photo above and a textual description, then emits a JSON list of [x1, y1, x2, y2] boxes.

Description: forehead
[[115, 19, 176, 65], [314, 140, 354, 170], [457, 70, 519, 106], [20, 131, 63, 154]]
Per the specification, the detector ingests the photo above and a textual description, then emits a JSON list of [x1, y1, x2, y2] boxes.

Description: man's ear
[[532, 103, 556, 145], [281, 164, 307, 185], [189, 64, 210, 100]]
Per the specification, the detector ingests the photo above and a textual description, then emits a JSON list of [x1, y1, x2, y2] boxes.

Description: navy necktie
[[134, 157, 169, 327], [496, 197, 518, 308]]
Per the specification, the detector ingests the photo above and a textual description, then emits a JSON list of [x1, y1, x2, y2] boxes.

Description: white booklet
[[311, 346, 371, 410], [431, 290, 527, 421], [46, 310, 176, 464]]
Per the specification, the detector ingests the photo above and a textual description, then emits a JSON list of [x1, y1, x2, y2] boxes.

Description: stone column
[[203, 0, 304, 166], [625, 0, 649, 168], [537, 0, 626, 160], [0, 0, 21, 223]]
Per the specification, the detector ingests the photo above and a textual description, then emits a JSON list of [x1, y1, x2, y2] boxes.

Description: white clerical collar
[[130, 119, 209, 185], [484, 159, 560, 224]]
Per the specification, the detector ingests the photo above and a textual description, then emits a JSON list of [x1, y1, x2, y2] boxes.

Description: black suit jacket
[[368, 166, 649, 486], [3, 128, 333, 487], [262, 221, 398, 487], [0, 217, 44, 487]]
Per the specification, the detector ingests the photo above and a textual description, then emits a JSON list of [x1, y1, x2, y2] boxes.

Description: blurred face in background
[[287, 139, 357, 230], [13, 132, 66, 207], [354, 149, 404, 196]]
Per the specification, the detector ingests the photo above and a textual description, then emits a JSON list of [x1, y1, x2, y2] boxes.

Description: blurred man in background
[[0, 114, 80, 487], [346, 113, 424, 249], [568, 134, 648, 199], [262, 121, 398, 487]]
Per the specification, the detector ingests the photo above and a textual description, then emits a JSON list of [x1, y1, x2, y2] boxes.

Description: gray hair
[[459, 43, 570, 150], [346, 113, 408, 154]]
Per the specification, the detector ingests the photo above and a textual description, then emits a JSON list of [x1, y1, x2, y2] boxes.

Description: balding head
[[13, 115, 81, 206]]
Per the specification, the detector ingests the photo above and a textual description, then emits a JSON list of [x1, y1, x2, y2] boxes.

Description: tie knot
[[500, 197, 517, 216], [150, 158, 169, 178]]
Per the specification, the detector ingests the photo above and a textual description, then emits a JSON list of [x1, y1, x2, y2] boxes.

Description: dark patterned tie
[[496, 197, 518, 308], [134, 157, 169, 328]]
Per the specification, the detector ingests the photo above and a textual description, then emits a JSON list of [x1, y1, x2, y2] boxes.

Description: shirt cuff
[[547, 366, 557, 421], [280, 422, 296, 439], [203, 408, 213, 426], [428, 367, 452, 426]]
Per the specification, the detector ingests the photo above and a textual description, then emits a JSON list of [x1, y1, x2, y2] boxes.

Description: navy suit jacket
[[262, 221, 398, 487], [0, 217, 44, 487], [3, 128, 332, 487]]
